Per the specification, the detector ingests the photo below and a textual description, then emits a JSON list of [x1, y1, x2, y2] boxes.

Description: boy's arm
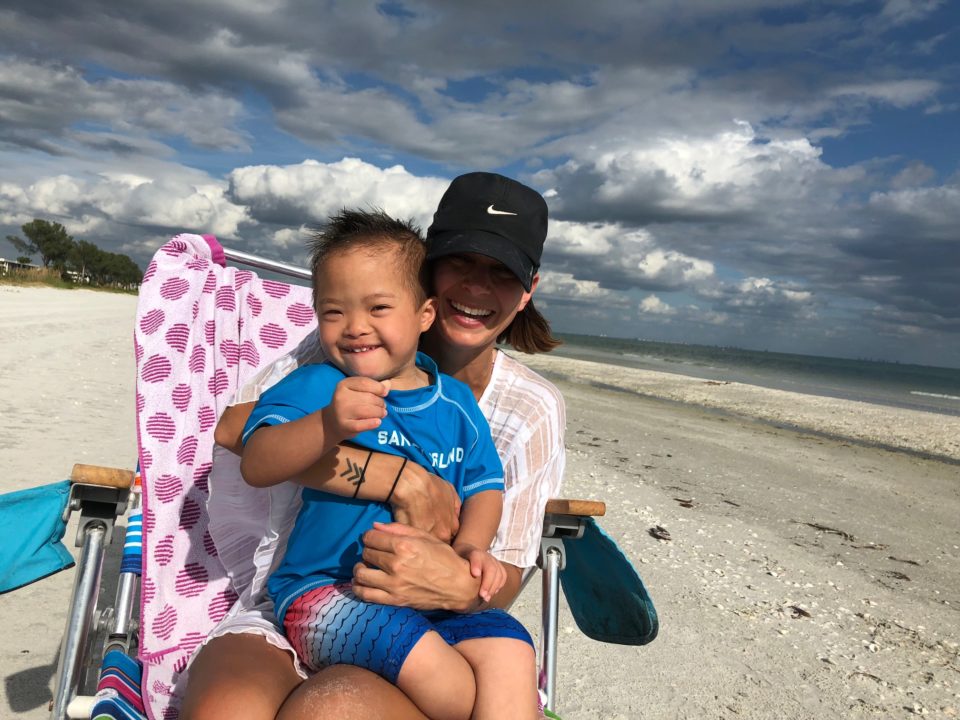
[[214, 402, 253, 455], [241, 375, 388, 487], [452, 490, 507, 602], [217, 394, 460, 540], [451, 490, 503, 556], [241, 410, 337, 487]]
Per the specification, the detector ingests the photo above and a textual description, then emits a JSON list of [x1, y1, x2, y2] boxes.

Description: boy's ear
[[419, 296, 438, 332]]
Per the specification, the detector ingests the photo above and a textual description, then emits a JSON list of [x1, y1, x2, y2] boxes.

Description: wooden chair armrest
[[70, 463, 135, 490], [545, 498, 606, 517]]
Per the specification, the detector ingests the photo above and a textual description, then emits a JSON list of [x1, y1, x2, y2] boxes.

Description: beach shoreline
[[514, 351, 960, 464], [2, 286, 958, 719]]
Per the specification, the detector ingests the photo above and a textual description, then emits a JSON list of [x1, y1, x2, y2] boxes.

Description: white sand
[[1, 286, 138, 719], [2, 286, 958, 719]]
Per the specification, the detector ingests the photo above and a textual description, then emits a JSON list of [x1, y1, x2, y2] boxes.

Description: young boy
[[240, 210, 538, 720]]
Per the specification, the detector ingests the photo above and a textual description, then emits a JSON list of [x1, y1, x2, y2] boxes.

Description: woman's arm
[[353, 522, 524, 612]]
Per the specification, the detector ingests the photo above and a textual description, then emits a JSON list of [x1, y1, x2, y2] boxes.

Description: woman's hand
[[389, 463, 461, 543], [352, 522, 481, 612]]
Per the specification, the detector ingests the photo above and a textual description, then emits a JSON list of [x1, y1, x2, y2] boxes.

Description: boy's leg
[[456, 638, 539, 720], [284, 584, 475, 720], [396, 629, 475, 720], [432, 609, 540, 720]]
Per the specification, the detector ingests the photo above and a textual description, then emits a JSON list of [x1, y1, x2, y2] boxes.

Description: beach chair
[[36, 233, 657, 720]]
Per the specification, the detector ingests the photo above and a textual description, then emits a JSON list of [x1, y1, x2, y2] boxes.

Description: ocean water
[[552, 334, 960, 418]]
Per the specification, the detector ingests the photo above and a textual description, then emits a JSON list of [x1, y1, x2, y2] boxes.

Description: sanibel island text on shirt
[[377, 430, 465, 469]]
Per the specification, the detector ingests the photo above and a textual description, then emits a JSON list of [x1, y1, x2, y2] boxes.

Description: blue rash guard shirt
[[242, 352, 504, 623]]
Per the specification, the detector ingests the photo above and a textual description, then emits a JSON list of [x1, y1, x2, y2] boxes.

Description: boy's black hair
[[308, 209, 427, 307]]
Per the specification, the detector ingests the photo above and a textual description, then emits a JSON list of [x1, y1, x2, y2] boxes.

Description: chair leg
[[51, 523, 106, 720], [540, 544, 562, 712]]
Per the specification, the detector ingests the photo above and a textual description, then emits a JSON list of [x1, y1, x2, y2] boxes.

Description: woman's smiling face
[[429, 252, 537, 351]]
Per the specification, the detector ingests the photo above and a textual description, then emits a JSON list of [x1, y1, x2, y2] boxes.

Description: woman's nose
[[461, 266, 493, 293]]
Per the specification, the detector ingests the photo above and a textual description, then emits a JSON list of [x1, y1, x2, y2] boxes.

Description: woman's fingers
[[358, 546, 397, 572], [368, 521, 433, 539], [384, 467, 460, 542], [351, 584, 391, 605], [352, 561, 389, 589]]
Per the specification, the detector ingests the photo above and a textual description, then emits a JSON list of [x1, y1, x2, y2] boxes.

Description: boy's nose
[[344, 314, 371, 336]]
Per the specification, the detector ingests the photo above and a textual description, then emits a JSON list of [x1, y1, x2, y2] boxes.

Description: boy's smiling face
[[315, 244, 435, 390]]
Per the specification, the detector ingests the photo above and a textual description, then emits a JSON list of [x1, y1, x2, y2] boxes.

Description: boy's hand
[[459, 547, 506, 603], [321, 376, 389, 441]]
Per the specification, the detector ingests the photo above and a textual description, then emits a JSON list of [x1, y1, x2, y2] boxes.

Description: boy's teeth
[[451, 300, 492, 317]]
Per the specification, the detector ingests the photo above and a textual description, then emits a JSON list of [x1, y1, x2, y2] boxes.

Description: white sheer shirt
[[203, 332, 566, 668]]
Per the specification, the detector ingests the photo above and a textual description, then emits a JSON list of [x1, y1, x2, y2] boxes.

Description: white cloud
[[536, 271, 623, 302], [878, 0, 944, 26], [639, 294, 676, 315], [828, 80, 940, 108], [0, 57, 249, 152], [546, 220, 715, 291], [1, 171, 250, 240], [539, 121, 834, 227], [228, 158, 449, 233], [722, 276, 818, 320], [271, 226, 309, 251], [0, 2, 956, 363]]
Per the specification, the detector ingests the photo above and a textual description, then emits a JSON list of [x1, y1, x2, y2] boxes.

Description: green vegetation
[[3, 219, 142, 293]]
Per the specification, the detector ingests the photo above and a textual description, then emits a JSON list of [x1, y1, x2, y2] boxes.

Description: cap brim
[[426, 230, 536, 292]]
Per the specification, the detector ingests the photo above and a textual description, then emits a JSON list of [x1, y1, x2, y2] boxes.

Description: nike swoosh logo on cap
[[487, 204, 518, 216]]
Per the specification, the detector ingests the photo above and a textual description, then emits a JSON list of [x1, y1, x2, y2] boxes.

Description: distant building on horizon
[[0, 257, 39, 275]]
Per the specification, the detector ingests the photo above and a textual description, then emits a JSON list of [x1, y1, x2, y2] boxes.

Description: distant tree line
[[6, 219, 143, 286]]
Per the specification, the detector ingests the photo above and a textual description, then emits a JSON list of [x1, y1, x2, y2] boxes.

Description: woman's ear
[[517, 273, 539, 312], [419, 296, 438, 332]]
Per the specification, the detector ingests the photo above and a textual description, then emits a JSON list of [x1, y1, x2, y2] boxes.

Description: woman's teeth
[[451, 300, 492, 318]]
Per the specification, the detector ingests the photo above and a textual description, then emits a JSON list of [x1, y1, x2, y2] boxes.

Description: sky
[[1, 0, 958, 368]]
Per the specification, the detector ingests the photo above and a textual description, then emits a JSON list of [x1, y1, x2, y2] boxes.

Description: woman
[[182, 172, 566, 720]]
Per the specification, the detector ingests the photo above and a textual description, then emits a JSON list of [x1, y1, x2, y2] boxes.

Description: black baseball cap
[[426, 172, 547, 291]]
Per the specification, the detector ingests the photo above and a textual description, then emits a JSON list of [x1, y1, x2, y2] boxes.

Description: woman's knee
[[279, 665, 428, 720], [181, 634, 301, 720]]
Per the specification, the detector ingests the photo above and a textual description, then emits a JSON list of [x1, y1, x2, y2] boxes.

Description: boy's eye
[[371, 304, 392, 313], [321, 308, 342, 318]]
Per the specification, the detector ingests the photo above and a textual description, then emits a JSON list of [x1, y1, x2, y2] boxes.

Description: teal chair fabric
[[0, 480, 74, 593], [560, 517, 658, 645]]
